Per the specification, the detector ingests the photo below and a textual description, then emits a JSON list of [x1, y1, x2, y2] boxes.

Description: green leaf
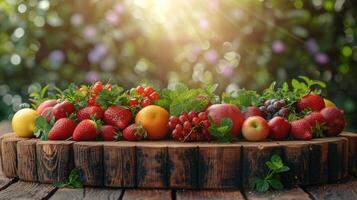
[[53, 181, 68, 188], [33, 116, 52, 140], [276, 166, 290, 173], [208, 118, 234, 143], [268, 179, 283, 190], [255, 179, 270, 192]]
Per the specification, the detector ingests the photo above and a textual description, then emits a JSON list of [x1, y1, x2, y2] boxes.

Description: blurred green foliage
[[0, 0, 356, 131]]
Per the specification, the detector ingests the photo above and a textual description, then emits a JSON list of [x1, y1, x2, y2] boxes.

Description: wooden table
[[0, 174, 356, 200]]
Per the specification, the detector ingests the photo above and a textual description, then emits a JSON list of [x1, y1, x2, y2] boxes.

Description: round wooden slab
[[1, 132, 356, 189]]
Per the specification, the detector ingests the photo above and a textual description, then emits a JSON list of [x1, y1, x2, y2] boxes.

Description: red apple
[[243, 106, 263, 119], [242, 116, 269, 141], [268, 116, 290, 140], [206, 104, 244, 136], [36, 99, 58, 114]]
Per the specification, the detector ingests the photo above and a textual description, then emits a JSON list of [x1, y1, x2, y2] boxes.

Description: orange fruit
[[135, 105, 170, 140]]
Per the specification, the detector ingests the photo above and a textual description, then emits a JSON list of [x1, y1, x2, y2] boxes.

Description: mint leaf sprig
[[208, 117, 236, 143], [96, 85, 127, 109], [29, 84, 62, 109], [252, 154, 290, 193], [33, 116, 55, 141], [53, 169, 83, 188]]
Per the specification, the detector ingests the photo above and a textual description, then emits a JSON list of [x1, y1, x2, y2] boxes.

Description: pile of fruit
[[12, 76, 346, 142]]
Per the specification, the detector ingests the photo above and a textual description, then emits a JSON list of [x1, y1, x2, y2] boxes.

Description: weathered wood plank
[[36, 141, 74, 183], [245, 186, 311, 200], [1, 136, 27, 177], [305, 178, 357, 200], [73, 142, 103, 186], [340, 132, 357, 176], [17, 139, 38, 181], [323, 138, 344, 182], [279, 141, 310, 186], [136, 143, 168, 188], [0, 181, 56, 200], [198, 143, 241, 189], [168, 143, 198, 188], [50, 187, 123, 200], [176, 189, 245, 200], [49, 188, 83, 200], [122, 189, 171, 200], [0, 133, 16, 177], [308, 140, 328, 184], [103, 142, 136, 187], [0, 176, 15, 190], [242, 142, 281, 189]]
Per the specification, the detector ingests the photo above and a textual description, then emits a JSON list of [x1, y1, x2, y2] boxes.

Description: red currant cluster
[[87, 81, 112, 106], [128, 86, 160, 108], [169, 111, 211, 142]]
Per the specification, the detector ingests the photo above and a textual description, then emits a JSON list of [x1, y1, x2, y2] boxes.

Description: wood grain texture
[[198, 143, 241, 189], [122, 189, 171, 200], [323, 138, 344, 182], [74, 142, 103, 186], [308, 140, 328, 184], [50, 187, 123, 200], [245, 186, 311, 200], [168, 143, 198, 188], [1, 137, 26, 177], [242, 142, 281, 189], [176, 189, 245, 200], [0, 181, 56, 200], [305, 178, 357, 200], [0, 133, 16, 176], [17, 139, 38, 181], [279, 141, 310, 186], [340, 132, 357, 176], [341, 137, 349, 179], [36, 140, 74, 183], [136, 144, 168, 188], [103, 142, 136, 187]]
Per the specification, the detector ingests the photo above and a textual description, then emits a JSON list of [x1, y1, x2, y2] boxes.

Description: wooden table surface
[[0, 121, 357, 200]]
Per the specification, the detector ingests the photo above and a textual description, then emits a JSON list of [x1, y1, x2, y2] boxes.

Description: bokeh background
[[0, 0, 356, 131]]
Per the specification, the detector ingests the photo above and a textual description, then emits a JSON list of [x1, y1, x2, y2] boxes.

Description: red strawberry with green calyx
[[104, 106, 131, 129], [123, 123, 147, 141], [304, 112, 326, 138], [53, 100, 75, 120], [76, 106, 104, 122], [100, 125, 121, 141], [48, 118, 76, 140], [73, 119, 100, 141], [290, 119, 312, 140], [297, 93, 325, 111]]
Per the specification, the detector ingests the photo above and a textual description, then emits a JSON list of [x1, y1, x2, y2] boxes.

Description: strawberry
[[304, 112, 326, 127], [104, 106, 132, 129], [41, 107, 54, 122], [73, 119, 99, 141], [320, 107, 346, 136], [76, 106, 104, 122], [243, 106, 263, 119], [297, 94, 325, 111], [268, 116, 290, 140], [122, 123, 147, 141], [48, 118, 76, 140], [53, 100, 75, 120], [100, 125, 120, 141], [304, 112, 327, 138], [290, 119, 312, 140]]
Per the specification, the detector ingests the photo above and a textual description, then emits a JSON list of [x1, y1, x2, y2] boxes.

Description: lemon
[[324, 98, 336, 108], [12, 108, 38, 138]]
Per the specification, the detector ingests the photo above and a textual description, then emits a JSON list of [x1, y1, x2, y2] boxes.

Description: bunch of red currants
[[128, 86, 160, 108], [169, 111, 211, 141]]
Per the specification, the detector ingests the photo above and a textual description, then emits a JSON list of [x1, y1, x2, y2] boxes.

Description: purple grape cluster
[[259, 99, 289, 120]]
